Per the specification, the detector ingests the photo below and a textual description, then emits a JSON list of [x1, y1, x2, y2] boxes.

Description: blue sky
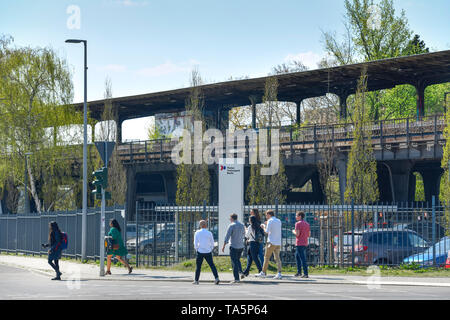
[[1, 0, 449, 140]]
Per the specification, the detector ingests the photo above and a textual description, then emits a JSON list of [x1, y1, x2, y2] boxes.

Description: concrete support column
[[311, 171, 325, 203], [387, 161, 414, 204], [419, 169, 443, 204], [408, 172, 416, 203], [219, 108, 230, 132], [249, 96, 258, 129], [414, 81, 426, 119], [338, 93, 349, 119], [336, 156, 347, 204], [125, 166, 137, 220], [116, 118, 123, 144], [296, 100, 304, 125]]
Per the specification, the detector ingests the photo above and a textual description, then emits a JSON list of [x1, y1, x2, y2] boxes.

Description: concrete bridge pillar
[[125, 166, 137, 220], [417, 168, 443, 204], [386, 161, 415, 203], [311, 170, 325, 203]]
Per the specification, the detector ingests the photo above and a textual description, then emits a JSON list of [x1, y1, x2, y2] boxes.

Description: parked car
[[403, 236, 450, 267], [127, 223, 175, 254], [279, 225, 321, 265], [394, 221, 446, 244], [126, 223, 153, 240], [353, 229, 430, 266], [333, 229, 366, 263]]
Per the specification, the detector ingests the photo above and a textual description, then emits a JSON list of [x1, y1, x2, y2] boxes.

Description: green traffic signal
[[92, 167, 108, 197]]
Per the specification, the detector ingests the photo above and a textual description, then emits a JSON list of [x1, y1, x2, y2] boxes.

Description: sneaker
[[240, 272, 246, 280], [214, 278, 220, 285], [230, 280, 240, 284], [273, 273, 282, 280], [192, 281, 199, 285], [255, 271, 266, 278], [301, 275, 309, 279], [294, 273, 302, 277], [51, 276, 61, 281]]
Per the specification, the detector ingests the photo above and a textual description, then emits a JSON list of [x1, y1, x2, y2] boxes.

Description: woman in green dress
[[106, 219, 133, 275]]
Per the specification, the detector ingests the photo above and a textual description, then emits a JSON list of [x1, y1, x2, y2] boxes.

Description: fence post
[[135, 200, 139, 268], [203, 200, 206, 220], [351, 199, 355, 268], [15, 215, 18, 255], [175, 209, 179, 263], [275, 199, 279, 216], [432, 195, 436, 267]]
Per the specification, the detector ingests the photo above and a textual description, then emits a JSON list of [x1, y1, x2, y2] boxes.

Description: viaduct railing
[[117, 114, 446, 164]]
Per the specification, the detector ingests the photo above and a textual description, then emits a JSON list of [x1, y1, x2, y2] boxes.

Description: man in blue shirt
[[222, 213, 245, 283]]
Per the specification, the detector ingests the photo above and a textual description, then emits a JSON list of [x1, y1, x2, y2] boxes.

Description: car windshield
[[334, 234, 362, 246], [423, 237, 450, 255]]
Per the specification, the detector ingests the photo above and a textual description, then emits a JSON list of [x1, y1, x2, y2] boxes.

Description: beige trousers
[[262, 242, 282, 273]]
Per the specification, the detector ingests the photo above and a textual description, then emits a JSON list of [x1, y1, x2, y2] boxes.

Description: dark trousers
[[48, 257, 60, 275], [258, 242, 264, 266], [229, 247, 243, 280], [295, 246, 308, 276], [195, 252, 219, 281], [244, 241, 262, 274]]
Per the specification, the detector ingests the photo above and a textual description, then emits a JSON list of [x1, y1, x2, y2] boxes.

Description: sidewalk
[[1, 254, 450, 287]]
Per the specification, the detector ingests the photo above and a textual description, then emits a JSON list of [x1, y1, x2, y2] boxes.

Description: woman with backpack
[[106, 219, 133, 275], [250, 208, 265, 265], [242, 215, 264, 277], [42, 221, 63, 280]]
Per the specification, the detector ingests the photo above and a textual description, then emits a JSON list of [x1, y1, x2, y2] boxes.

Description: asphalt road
[[0, 265, 449, 300]]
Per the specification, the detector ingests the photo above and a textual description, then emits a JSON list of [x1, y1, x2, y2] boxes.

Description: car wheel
[[143, 245, 153, 255], [375, 258, 389, 266]]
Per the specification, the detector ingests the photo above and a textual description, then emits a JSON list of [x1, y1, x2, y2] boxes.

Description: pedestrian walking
[[192, 220, 220, 285], [256, 210, 283, 279], [293, 211, 310, 278], [42, 221, 63, 280], [242, 215, 264, 277], [250, 208, 265, 265], [222, 213, 245, 283], [106, 219, 133, 275]]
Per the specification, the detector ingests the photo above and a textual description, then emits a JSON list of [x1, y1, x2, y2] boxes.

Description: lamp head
[[65, 39, 86, 44]]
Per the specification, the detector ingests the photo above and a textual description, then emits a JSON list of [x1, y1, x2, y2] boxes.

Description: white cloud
[[284, 51, 324, 70]]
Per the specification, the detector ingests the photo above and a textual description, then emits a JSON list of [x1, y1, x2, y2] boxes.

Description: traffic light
[[92, 167, 108, 199]]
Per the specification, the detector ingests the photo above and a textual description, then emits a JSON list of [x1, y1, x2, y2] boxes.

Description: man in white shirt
[[256, 210, 283, 279], [193, 220, 220, 285]]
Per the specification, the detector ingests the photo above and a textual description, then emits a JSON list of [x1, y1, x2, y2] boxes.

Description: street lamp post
[[66, 39, 88, 261]]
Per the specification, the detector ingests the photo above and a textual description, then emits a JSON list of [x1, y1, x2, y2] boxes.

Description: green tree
[[97, 77, 126, 206], [246, 76, 288, 204], [175, 69, 210, 206], [345, 69, 379, 204], [0, 37, 84, 213], [321, 0, 436, 120]]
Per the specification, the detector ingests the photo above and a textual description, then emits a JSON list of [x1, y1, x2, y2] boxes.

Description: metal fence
[[1, 200, 449, 269], [0, 206, 125, 261], [129, 198, 449, 268]]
